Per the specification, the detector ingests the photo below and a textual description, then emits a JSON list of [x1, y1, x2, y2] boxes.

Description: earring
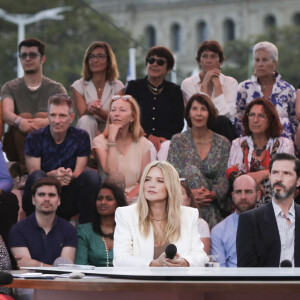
[[272, 70, 276, 78]]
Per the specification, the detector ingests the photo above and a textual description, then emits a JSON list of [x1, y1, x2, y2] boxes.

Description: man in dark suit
[[237, 153, 300, 267]]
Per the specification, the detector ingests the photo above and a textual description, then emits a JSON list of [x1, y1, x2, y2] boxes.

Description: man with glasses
[[22, 94, 101, 224], [1, 38, 66, 183]]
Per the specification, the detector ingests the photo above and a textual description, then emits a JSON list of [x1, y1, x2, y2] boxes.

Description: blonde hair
[[103, 95, 144, 141], [137, 161, 181, 243]]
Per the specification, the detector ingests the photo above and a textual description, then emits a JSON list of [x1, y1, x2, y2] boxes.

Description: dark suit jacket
[[237, 201, 300, 267]]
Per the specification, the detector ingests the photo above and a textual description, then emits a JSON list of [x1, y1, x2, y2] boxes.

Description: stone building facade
[[92, 0, 300, 76]]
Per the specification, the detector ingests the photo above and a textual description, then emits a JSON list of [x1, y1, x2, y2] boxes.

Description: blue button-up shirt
[[211, 211, 239, 267]]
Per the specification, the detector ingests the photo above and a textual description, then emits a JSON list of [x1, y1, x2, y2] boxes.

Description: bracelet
[[107, 142, 117, 147], [14, 116, 23, 128]]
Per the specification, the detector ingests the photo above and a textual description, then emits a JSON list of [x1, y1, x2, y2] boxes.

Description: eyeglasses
[[112, 95, 131, 101], [147, 57, 166, 66], [247, 112, 267, 120], [88, 54, 107, 61], [18, 52, 41, 60]]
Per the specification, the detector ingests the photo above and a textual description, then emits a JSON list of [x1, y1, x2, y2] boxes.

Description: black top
[[125, 77, 184, 140]]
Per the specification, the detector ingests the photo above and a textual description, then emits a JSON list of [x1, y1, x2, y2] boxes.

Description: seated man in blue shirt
[[211, 174, 260, 267], [9, 177, 77, 268], [22, 94, 101, 223]]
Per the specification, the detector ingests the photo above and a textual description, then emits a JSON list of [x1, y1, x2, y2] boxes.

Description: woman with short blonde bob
[[113, 161, 208, 267], [93, 95, 151, 202]]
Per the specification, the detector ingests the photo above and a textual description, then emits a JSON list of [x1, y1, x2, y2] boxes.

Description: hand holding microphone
[[164, 244, 189, 267]]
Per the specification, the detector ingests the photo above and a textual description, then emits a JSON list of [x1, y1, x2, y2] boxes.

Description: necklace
[[150, 216, 166, 221], [101, 236, 110, 267], [27, 84, 41, 91], [253, 142, 267, 156], [147, 80, 164, 95]]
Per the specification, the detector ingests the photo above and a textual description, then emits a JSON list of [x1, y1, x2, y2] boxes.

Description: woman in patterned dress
[[168, 93, 230, 229], [234, 41, 298, 142], [228, 98, 294, 206]]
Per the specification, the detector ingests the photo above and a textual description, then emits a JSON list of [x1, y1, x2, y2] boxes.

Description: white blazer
[[113, 204, 208, 267]]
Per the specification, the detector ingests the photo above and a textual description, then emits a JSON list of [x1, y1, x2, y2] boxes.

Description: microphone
[[0, 271, 13, 285], [280, 259, 292, 267], [165, 244, 177, 259]]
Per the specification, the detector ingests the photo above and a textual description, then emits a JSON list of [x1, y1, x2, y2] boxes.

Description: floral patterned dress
[[0, 235, 11, 295], [167, 129, 230, 229], [234, 73, 297, 141]]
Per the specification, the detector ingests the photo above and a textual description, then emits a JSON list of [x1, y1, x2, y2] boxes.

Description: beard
[[24, 68, 39, 75], [271, 181, 297, 200]]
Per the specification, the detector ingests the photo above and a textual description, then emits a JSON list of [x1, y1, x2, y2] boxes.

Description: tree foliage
[[0, 0, 131, 93], [223, 25, 300, 88]]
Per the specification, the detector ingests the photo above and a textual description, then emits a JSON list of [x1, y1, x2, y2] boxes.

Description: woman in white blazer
[[113, 161, 208, 267]]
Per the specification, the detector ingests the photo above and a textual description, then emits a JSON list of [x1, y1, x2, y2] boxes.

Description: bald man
[[211, 175, 260, 267]]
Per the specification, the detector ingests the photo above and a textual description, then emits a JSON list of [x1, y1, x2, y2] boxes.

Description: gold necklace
[[147, 81, 164, 95]]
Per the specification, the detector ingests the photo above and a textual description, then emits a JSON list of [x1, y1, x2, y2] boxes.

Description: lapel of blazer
[[132, 210, 154, 259], [84, 80, 98, 102], [260, 201, 281, 264], [101, 81, 113, 107], [294, 203, 300, 266]]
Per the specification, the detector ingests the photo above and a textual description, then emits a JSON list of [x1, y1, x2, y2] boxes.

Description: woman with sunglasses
[[227, 98, 294, 206], [113, 161, 208, 267], [71, 41, 124, 148], [93, 95, 151, 202], [75, 182, 127, 267], [125, 46, 184, 160]]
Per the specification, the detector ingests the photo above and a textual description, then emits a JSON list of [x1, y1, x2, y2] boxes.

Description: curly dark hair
[[92, 182, 127, 238], [184, 93, 217, 129], [242, 97, 282, 138]]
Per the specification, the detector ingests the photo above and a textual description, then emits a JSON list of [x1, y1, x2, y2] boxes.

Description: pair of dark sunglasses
[[147, 56, 166, 66]]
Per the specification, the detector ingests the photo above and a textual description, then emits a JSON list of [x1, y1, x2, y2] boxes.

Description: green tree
[[0, 0, 131, 92], [223, 25, 300, 88]]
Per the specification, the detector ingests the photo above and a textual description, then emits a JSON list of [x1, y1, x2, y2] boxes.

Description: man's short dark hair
[[18, 38, 46, 56], [269, 153, 300, 178], [32, 177, 62, 197]]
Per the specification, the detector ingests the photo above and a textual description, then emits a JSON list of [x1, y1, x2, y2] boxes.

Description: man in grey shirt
[[1, 38, 66, 179], [237, 153, 300, 267]]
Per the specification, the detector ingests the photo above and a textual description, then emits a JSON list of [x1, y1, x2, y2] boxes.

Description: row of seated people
[[1, 153, 299, 299], [1, 37, 299, 182]]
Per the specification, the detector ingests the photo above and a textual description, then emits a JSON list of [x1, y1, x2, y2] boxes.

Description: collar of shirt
[[272, 199, 295, 223]]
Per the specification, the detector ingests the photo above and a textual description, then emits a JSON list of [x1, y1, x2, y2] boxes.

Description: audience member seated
[[1, 38, 66, 181], [211, 175, 260, 267], [227, 98, 294, 206], [9, 177, 77, 268], [0, 235, 13, 298], [71, 41, 124, 148], [113, 161, 208, 267], [125, 46, 184, 160], [181, 40, 238, 142], [75, 182, 127, 266], [22, 94, 101, 223], [180, 180, 210, 254], [93, 95, 150, 202], [168, 94, 230, 229], [295, 84, 300, 152], [0, 142, 19, 246], [237, 153, 300, 267], [235, 41, 298, 142]]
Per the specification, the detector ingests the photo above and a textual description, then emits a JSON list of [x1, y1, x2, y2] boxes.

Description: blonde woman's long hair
[[103, 95, 144, 141], [137, 161, 181, 243]]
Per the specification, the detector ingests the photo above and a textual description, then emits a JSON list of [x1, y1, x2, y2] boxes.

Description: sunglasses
[[18, 52, 41, 60], [112, 95, 131, 101], [147, 57, 166, 66]]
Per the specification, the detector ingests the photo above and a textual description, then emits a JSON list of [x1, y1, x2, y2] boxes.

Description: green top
[[75, 223, 113, 267]]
